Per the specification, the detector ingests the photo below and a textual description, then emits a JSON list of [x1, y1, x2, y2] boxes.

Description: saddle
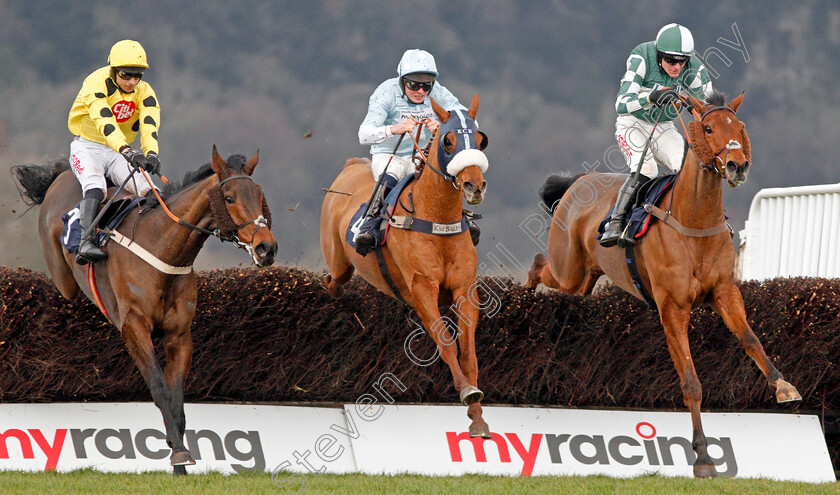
[[61, 197, 146, 253], [344, 175, 473, 250], [597, 173, 678, 242]]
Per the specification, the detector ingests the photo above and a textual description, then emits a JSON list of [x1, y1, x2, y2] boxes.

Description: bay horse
[[526, 92, 801, 478], [13, 146, 277, 474], [320, 95, 491, 438]]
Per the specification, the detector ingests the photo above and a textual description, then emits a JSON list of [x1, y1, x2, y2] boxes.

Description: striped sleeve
[[137, 84, 161, 155], [615, 54, 651, 115], [683, 63, 714, 101]]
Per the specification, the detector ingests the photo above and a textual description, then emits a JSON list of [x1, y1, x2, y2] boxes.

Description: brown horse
[[13, 146, 277, 474], [526, 91, 801, 478], [321, 95, 491, 437]]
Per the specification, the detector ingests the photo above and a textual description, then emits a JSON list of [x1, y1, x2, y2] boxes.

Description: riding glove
[[649, 87, 680, 107], [145, 152, 161, 175], [120, 145, 149, 171]]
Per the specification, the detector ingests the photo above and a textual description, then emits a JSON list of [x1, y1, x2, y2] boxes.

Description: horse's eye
[[443, 136, 453, 148], [704, 125, 712, 134], [225, 196, 235, 204]]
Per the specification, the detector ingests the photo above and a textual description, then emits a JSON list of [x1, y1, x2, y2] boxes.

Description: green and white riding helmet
[[655, 23, 694, 61]]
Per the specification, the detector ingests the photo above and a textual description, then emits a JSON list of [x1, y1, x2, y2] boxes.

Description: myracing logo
[[0, 427, 265, 472], [446, 421, 737, 476]]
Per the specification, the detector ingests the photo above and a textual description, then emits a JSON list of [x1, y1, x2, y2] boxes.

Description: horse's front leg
[[452, 285, 490, 439], [121, 311, 196, 469], [659, 299, 717, 478], [711, 281, 801, 402], [411, 275, 472, 398]]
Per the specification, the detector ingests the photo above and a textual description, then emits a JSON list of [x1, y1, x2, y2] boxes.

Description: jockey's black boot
[[464, 209, 482, 246], [354, 174, 398, 256], [600, 173, 647, 248], [75, 197, 108, 265]]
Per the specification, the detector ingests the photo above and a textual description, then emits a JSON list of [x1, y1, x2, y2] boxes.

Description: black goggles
[[662, 55, 689, 66], [116, 70, 143, 80], [404, 79, 433, 92]]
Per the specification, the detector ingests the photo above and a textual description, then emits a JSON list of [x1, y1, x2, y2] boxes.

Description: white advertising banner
[[0, 403, 356, 475], [345, 405, 835, 483]]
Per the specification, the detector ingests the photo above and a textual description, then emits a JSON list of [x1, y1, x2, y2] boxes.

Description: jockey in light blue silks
[[353, 49, 468, 256], [600, 23, 714, 248]]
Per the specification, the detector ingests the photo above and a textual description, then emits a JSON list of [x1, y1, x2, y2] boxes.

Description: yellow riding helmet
[[108, 40, 149, 69]]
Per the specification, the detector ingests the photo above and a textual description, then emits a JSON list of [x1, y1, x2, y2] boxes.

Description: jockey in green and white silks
[[354, 49, 467, 256], [602, 23, 714, 248]]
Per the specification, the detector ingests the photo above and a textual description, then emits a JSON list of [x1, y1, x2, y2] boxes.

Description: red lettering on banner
[[112, 101, 136, 123], [446, 431, 511, 463], [504, 433, 542, 476], [29, 429, 67, 471], [0, 429, 33, 458]]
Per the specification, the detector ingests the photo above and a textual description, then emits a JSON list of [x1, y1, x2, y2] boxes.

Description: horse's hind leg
[[40, 218, 80, 299], [121, 311, 195, 470], [322, 237, 354, 298], [711, 281, 801, 403]]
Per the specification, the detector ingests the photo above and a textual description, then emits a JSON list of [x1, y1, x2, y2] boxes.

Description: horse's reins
[[646, 97, 735, 238], [140, 169, 268, 249]]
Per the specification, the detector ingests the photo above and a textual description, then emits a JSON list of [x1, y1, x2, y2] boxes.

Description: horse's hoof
[[469, 421, 492, 439], [172, 465, 188, 476], [526, 254, 547, 289], [775, 380, 802, 403], [460, 385, 484, 406], [693, 463, 717, 478], [170, 449, 196, 466], [322, 275, 343, 299]]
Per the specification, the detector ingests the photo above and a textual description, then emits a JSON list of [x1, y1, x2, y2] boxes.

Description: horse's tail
[[11, 158, 70, 206], [539, 173, 583, 214]]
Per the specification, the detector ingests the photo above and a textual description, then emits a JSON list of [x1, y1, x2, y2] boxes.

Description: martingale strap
[[624, 246, 657, 310], [87, 265, 115, 326], [374, 247, 407, 304], [388, 215, 470, 235]]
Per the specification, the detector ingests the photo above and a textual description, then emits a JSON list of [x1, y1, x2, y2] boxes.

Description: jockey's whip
[[79, 170, 137, 243], [362, 132, 406, 218], [631, 102, 669, 177]]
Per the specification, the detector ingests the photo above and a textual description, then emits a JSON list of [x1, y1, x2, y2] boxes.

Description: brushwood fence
[[1, 266, 837, 471]]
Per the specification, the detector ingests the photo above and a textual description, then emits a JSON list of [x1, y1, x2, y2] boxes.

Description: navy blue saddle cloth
[[345, 175, 415, 249], [597, 174, 677, 242], [61, 197, 146, 253]]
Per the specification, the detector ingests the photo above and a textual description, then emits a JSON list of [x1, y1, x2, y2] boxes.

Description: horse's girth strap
[[644, 204, 731, 237], [109, 230, 193, 275]]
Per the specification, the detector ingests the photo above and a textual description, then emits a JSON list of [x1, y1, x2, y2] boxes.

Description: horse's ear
[[687, 94, 705, 115], [243, 149, 260, 176], [211, 145, 232, 180], [467, 94, 480, 120], [728, 91, 745, 113], [431, 98, 451, 123]]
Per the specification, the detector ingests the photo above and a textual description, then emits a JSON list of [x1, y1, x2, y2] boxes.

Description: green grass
[[0, 470, 836, 495]]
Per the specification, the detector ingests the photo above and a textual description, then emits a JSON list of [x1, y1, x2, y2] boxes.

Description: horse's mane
[[706, 90, 726, 107], [147, 154, 248, 207]]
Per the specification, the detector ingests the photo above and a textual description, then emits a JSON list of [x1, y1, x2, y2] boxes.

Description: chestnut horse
[[321, 96, 491, 437], [13, 146, 277, 473], [526, 92, 801, 478]]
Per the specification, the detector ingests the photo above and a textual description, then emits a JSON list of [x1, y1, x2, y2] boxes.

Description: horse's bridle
[[142, 170, 269, 250], [406, 119, 463, 190], [696, 105, 744, 178]]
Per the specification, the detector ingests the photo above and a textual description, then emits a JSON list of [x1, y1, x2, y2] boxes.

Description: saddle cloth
[[344, 175, 415, 249], [597, 173, 677, 242], [61, 197, 146, 253]]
